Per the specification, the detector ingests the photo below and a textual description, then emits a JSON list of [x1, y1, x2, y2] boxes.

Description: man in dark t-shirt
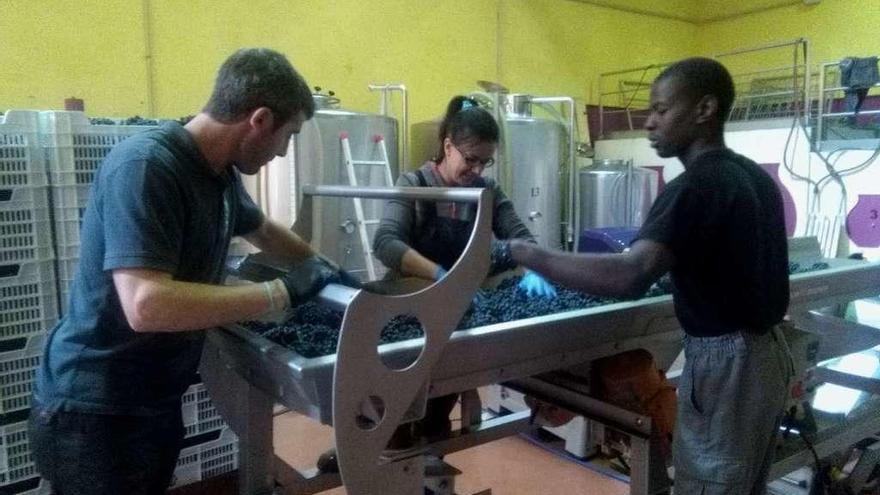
[[506, 58, 793, 494], [30, 49, 354, 495]]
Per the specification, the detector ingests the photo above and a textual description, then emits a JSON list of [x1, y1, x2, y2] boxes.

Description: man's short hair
[[204, 48, 315, 127], [656, 57, 735, 123]]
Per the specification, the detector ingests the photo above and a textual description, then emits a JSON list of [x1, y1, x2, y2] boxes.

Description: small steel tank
[[577, 159, 659, 231], [293, 92, 400, 279], [502, 107, 568, 249]]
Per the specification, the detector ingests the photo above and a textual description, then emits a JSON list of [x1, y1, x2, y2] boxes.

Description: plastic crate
[[39, 112, 155, 187], [0, 190, 52, 266], [170, 428, 238, 489], [0, 336, 44, 420], [0, 188, 48, 206], [56, 257, 78, 317], [0, 420, 37, 488], [0, 111, 46, 191], [0, 476, 51, 495], [49, 185, 90, 258], [181, 383, 227, 439], [0, 262, 57, 350]]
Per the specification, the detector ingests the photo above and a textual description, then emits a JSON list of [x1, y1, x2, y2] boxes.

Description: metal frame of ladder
[[340, 132, 394, 280]]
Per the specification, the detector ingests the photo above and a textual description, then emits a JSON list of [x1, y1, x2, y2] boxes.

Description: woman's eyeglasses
[[454, 144, 495, 169]]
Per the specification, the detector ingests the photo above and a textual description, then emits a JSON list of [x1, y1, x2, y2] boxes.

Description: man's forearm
[[510, 242, 644, 298], [115, 270, 286, 332], [400, 248, 441, 281], [244, 218, 315, 262]]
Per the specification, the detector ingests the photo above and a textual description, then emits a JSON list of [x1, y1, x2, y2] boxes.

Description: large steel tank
[[410, 90, 575, 250], [292, 92, 401, 279], [577, 159, 659, 231]]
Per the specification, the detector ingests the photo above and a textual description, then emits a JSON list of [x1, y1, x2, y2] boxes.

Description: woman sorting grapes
[[373, 95, 555, 294], [372, 95, 555, 440]]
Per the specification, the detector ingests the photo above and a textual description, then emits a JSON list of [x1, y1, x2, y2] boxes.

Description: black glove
[[278, 256, 342, 307], [336, 267, 363, 289], [488, 240, 516, 276], [313, 254, 363, 289]]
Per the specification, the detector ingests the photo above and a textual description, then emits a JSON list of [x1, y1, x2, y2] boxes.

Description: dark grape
[[89, 117, 118, 125], [245, 261, 831, 358], [123, 115, 159, 126]]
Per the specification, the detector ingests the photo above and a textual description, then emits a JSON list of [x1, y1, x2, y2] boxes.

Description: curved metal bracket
[[302, 185, 493, 494]]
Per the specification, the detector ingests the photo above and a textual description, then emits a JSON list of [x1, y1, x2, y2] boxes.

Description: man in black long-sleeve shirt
[[507, 58, 793, 495]]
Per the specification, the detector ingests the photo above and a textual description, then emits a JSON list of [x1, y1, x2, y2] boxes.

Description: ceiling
[[572, 0, 808, 23]]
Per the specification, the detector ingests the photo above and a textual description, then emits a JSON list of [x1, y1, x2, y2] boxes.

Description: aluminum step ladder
[[340, 132, 394, 280]]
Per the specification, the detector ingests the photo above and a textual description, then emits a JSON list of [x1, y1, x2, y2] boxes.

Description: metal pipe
[[822, 109, 880, 118], [818, 58, 827, 145], [736, 90, 799, 99], [619, 80, 653, 87], [803, 38, 811, 124], [599, 88, 653, 97], [713, 37, 807, 58], [598, 74, 605, 139], [625, 159, 634, 225], [791, 40, 800, 129], [821, 83, 880, 93], [729, 64, 807, 79], [507, 377, 653, 436], [532, 96, 577, 249], [141, 0, 156, 117], [598, 63, 667, 78], [301, 184, 484, 203], [601, 108, 651, 114], [368, 84, 409, 170]]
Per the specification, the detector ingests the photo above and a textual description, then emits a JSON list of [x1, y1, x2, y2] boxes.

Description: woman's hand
[[517, 270, 557, 298]]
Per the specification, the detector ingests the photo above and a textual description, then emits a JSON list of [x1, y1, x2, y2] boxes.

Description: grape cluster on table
[[86, 115, 194, 126], [242, 263, 829, 358]]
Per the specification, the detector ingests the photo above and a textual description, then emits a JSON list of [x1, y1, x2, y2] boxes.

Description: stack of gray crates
[[0, 110, 56, 495], [0, 111, 238, 495]]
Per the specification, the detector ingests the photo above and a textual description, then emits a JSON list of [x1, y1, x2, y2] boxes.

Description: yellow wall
[[147, 0, 500, 126], [697, 0, 880, 65], [499, 0, 696, 104], [0, 1, 149, 115], [0, 0, 694, 125], [3, 1, 877, 129]]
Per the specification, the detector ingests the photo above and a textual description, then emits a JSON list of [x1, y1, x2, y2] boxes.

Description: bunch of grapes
[[122, 115, 159, 126]]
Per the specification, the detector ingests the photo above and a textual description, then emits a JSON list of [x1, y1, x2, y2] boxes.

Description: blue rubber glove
[[518, 270, 557, 298]]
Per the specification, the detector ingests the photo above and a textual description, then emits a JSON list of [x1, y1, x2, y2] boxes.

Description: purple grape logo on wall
[[847, 194, 880, 248]]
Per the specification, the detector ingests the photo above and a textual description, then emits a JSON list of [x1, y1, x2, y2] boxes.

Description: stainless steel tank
[[409, 90, 575, 250], [577, 159, 659, 231], [502, 112, 567, 249], [293, 93, 400, 279]]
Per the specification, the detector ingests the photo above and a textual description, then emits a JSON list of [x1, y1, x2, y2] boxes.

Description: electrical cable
[[782, 81, 880, 253], [799, 429, 823, 478], [783, 404, 829, 494]]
